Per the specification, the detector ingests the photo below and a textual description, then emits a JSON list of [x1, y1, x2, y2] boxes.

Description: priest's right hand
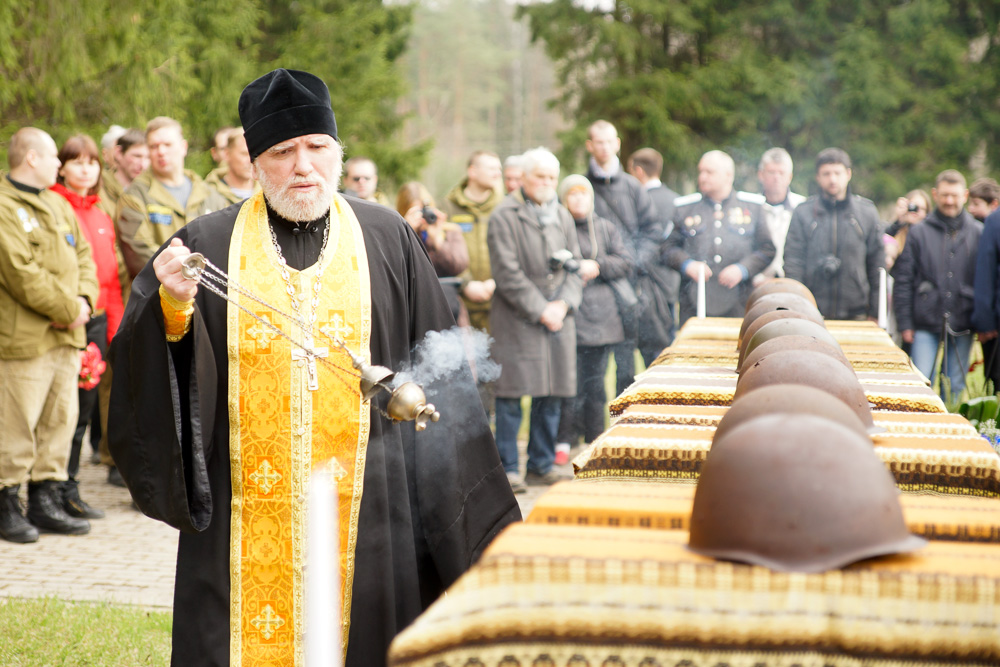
[[155, 238, 199, 303]]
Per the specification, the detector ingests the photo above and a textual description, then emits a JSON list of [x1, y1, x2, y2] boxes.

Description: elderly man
[[503, 154, 524, 194], [116, 116, 228, 279], [489, 147, 583, 491], [755, 147, 806, 284], [0, 127, 99, 543], [108, 69, 518, 667], [784, 148, 884, 320], [663, 150, 775, 322]]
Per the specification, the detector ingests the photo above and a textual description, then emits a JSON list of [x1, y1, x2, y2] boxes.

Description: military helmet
[[714, 384, 868, 441], [735, 349, 876, 430], [744, 278, 818, 313], [739, 334, 851, 375], [690, 414, 925, 572], [739, 293, 824, 345], [739, 318, 841, 369]]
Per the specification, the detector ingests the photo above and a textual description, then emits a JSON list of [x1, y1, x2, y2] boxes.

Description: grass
[[0, 598, 171, 667]]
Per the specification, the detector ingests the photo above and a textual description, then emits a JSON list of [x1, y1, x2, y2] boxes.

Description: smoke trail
[[393, 325, 501, 389]]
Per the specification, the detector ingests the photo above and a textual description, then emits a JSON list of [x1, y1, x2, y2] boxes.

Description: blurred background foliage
[[1, 0, 999, 204]]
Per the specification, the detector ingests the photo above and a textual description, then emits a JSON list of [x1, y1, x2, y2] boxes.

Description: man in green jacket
[[442, 150, 504, 333], [116, 116, 228, 278], [203, 128, 259, 205], [0, 127, 100, 543]]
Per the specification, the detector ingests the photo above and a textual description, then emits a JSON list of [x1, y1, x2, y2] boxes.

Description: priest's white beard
[[257, 161, 343, 222]]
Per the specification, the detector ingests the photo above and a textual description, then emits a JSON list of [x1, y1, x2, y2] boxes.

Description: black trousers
[[983, 338, 1000, 394], [557, 344, 613, 445], [68, 315, 107, 480]]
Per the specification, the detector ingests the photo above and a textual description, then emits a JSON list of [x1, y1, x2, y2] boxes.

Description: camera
[[549, 248, 580, 273], [422, 205, 438, 225], [907, 202, 920, 213], [819, 255, 842, 277]]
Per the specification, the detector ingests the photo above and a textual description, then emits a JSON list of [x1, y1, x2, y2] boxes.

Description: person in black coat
[[585, 120, 660, 395], [894, 170, 982, 401]]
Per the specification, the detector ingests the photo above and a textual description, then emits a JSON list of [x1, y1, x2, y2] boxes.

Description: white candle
[[877, 267, 888, 330], [305, 462, 341, 667], [696, 263, 707, 319]]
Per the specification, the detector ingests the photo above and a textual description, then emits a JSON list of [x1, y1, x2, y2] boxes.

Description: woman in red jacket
[[51, 134, 124, 520]]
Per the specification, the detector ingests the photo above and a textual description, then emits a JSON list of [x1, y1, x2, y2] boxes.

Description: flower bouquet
[[79, 342, 106, 390]]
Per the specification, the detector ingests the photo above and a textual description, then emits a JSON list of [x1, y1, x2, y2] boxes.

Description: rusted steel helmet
[[735, 349, 877, 430], [690, 414, 925, 572], [739, 293, 824, 344], [739, 318, 841, 368], [739, 309, 826, 352], [714, 384, 868, 441], [739, 334, 850, 375], [745, 278, 818, 313]]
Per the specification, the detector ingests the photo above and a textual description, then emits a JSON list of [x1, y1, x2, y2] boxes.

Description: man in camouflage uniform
[[116, 116, 228, 278], [442, 150, 504, 332]]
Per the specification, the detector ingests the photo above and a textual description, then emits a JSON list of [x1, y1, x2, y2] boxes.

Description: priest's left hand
[[155, 238, 199, 303]]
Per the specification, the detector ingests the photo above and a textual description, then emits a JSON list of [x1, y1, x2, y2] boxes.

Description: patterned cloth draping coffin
[[672, 316, 896, 345], [572, 422, 1000, 497], [387, 524, 1000, 667], [608, 367, 947, 416], [526, 481, 1000, 542], [655, 345, 916, 372], [655, 317, 918, 374], [614, 404, 980, 436]]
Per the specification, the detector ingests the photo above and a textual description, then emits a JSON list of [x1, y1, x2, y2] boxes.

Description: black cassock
[[109, 196, 520, 667]]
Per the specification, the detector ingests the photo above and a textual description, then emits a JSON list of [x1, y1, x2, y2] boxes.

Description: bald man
[[663, 150, 775, 322], [0, 127, 100, 543]]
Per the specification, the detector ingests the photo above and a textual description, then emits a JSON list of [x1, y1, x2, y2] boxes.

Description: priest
[[108, 68, 520, 667]]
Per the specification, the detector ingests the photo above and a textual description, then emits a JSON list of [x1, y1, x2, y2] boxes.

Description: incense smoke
[[393, 326, 501, 390]]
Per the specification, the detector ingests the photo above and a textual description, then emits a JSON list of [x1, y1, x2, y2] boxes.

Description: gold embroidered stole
[[227, 192, 371, 666]]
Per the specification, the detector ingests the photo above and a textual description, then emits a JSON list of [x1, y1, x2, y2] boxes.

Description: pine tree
[[519, 0, 1000, 201]]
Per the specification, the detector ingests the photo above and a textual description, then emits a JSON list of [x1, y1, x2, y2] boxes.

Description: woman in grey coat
[[488, 148, 584, 491]]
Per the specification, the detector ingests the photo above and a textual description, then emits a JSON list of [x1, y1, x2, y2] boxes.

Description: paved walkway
[[0, 441, 572, 610]]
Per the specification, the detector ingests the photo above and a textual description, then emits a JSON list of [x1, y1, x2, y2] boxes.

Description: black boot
[[107, 466, 126, 488], [0, 485, 39, 543], [61, 479, 105, 519], [27, 481, 90, 535]]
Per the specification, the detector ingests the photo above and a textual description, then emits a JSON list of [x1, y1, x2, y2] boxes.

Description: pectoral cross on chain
[[291, 334, 328, 391]]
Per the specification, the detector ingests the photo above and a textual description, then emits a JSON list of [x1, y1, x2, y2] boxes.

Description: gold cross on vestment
[[250, 604, 285, 640], [248, 460, 282, 494], [291, 334, 328, 391]]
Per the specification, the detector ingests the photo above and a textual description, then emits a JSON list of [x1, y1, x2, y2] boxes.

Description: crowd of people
[[3, 103, 1000, 548]]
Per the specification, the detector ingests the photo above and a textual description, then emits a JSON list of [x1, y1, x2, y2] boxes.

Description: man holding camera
[[784, 148, 884, 320], [662, 150, 775, 322], [488, 147, 582, 490]]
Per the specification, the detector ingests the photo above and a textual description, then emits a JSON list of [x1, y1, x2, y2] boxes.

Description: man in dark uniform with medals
[[663, 150, 776, 323]]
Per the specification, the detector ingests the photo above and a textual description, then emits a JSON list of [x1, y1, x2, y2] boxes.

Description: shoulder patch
[[736, 191, 766, 205], [673, 192, 702, 207]]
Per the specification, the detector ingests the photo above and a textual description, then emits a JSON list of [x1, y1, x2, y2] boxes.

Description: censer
[[180, 252, 440, 431]]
